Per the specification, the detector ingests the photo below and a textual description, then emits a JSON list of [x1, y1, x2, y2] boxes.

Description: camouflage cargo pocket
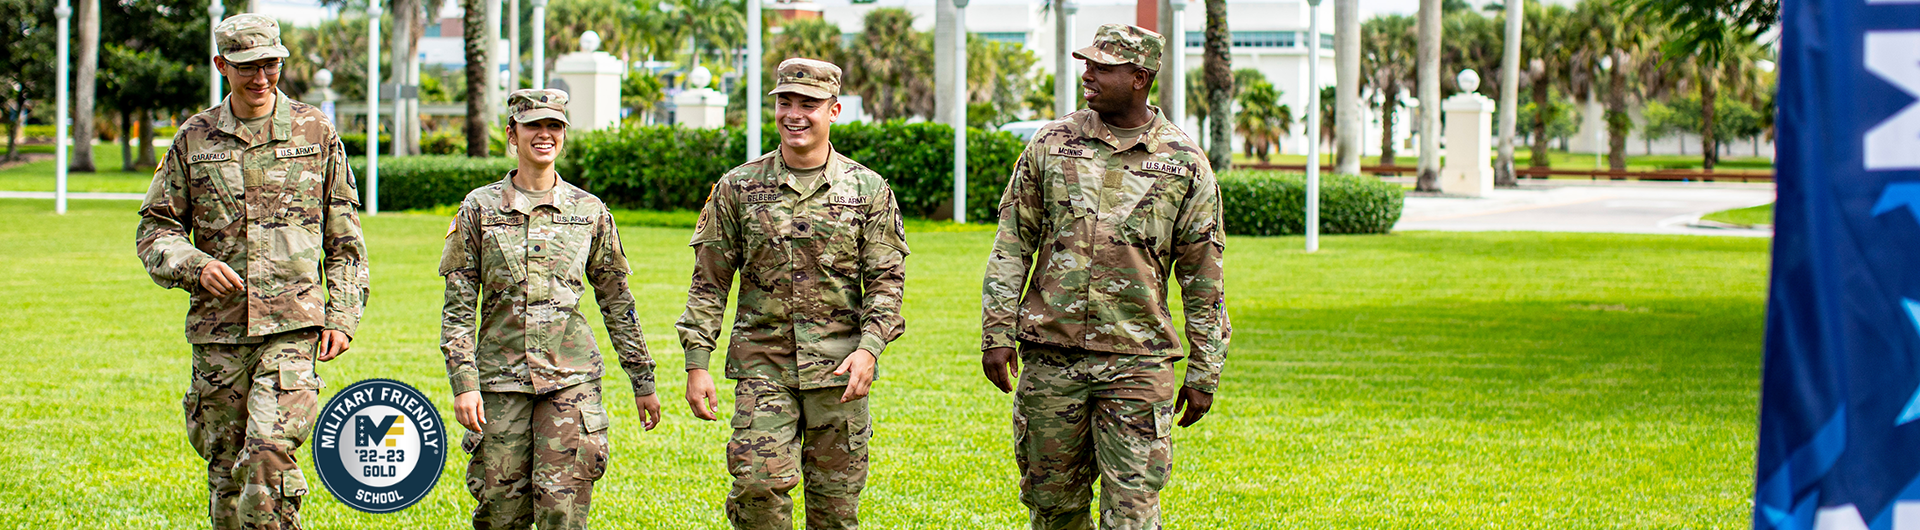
[[847, 413, 872, 451], [278, 468, 310, 497], [461, 429, 483, 454], [277, 360, 323, 390], [183, 391, 211, 460], [576, 401, 611, 480], [1153, 401, 1175, 439]]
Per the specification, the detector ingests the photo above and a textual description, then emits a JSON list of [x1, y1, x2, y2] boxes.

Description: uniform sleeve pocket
[[277, 360, 323, 390]]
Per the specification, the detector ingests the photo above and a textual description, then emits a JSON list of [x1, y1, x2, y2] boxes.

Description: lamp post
[[1305, 0, 1322, 252], [953, 0, 970, 223], [367, 2, 382, 215], [208, 0, 224, 109], [746, 0, 761, 160], [55, 0, 71, 214], [532, 0, 546, 89], [1053, 0, 1076, 119], [1167, 0, 1186, 128]]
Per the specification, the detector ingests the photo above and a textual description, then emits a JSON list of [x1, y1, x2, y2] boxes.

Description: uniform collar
[[498, 170, 576, 215], [773, 144, 843, 199], [1082, 105, 1167, 153], [215, 89, 294, 146]]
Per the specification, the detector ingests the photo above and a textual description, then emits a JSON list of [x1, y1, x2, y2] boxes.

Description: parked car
[[998, 119, 1052, 141]]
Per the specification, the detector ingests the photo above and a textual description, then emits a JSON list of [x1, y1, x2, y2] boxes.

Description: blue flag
[[1759, 0, 1920, 528]]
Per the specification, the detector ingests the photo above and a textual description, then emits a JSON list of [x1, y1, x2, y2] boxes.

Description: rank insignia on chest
[[189, 151, 233, 163], [552, 214, 594, 225], [745, 190, 782, 203], [1141, 161, 1191, 177], [275, 144, 322, 159], [1049, 145, 1093, 159], [830, 196, 868, 207]]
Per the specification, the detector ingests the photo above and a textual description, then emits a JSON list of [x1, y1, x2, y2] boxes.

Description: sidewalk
[[1394, 181, 1775, 237]]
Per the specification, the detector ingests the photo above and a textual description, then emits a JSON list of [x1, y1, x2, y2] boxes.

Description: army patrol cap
[[507, 88, 570, 125], [769, 58, 842, 99], [1073, 24, 1165, 72], [214, 14, 291, 63]]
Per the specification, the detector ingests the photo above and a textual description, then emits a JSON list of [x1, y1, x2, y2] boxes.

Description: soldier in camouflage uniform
[[676, 58, 909, 530], [440, 89, 663, 530], [134, 14, 368, 530], [978, 24, 1230, 530]]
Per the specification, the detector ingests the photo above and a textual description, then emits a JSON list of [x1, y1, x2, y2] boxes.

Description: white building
[[816, 0, 1400, 156]]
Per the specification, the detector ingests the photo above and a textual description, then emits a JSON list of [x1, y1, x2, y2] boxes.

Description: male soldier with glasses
[[980, 24, 1228, 530], [136, 13, 367, 530]]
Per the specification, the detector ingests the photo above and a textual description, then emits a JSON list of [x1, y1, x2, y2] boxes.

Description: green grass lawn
[[1703, 203, 1775, 227], [0, 143, 158, 194], [0, 198, 1765, 528]]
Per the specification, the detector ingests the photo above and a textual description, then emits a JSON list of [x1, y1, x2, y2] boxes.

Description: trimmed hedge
[[345, 155, 516, 211], [1218, 170, 1404, 236]]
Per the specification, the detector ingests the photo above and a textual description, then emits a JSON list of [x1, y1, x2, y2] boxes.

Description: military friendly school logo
[[313, 379, 447, 513]]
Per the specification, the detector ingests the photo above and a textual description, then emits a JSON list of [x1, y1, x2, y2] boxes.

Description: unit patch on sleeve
[[275, 144, 323, 159], [1048, 145, 1093, 159], [189, 151, 233, 163], [1141, 160, 1190, 178]]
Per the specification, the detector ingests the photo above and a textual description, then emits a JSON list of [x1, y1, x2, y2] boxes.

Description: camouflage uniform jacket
[[135, 91, 368, 345], [980, 108, 1231, 393], [675, 148, 909, 390], [438, 175, 656, 397]]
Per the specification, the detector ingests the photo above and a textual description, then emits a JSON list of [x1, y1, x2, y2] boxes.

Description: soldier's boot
[[185, 347, 249, 530], [728, 379, 804, 530], [800, 390, 870, 530], [530, 383, 610, 530], [1091, 396, 1174, 530], [468, 392, 536, 530]]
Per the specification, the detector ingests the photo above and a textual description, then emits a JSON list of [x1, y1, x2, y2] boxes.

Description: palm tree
[[72, 0, 99, 172], [1624, 0, 1772, 170], [1573, 0, 1645, 171], [462, 0, 488, 156], [767, 18, 843, 72], [1521, 2, 1574, 168], [665, 0, 744, 72], [846, 8, 933, 121], [1494, 0, 1523, 185], [1233, 80, 1291, 163], [1334, 0, 1361, 174], [1203, 0, 1232, 170], [1415, 0, 1442, 191], [1362, 14, 1415, 167]]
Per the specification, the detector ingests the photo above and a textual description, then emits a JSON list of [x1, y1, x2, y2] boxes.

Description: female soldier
[[438, 88, 663, 529]]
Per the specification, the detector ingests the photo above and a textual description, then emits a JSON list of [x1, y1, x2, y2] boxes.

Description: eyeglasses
[[230, 61, 283, 78]]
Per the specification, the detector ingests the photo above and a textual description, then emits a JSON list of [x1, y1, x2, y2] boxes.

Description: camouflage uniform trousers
[[1013, 342, 1179, 530], [461, 381, 613, 530], [183, 328, 325, 530], [727, 378, 872, 530]]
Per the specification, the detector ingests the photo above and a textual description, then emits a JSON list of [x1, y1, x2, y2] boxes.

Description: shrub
[[1217, 171, 1403, 236], [339, 133, 391, 156], [345, 155, 515, 211], [566, 125, 741, 211]]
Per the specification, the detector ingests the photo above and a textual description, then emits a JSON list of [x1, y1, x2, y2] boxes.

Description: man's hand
[[634, 393, 663, 431], [1174, 385, 1214, 427], [685, 369, 719, 421], [455, 391, 486, 433], [982, 347, 1020, 393], [198, 260, 244, 297], [317, 330, 351, 362], [833, 350, 877, 403]]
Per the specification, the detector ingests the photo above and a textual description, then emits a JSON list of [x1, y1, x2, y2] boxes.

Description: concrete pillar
[[1441, 70, 1494, 197], [554, 31, 625, 131], [670, 65, 727, 129], [1053, 0, 1077, 119]]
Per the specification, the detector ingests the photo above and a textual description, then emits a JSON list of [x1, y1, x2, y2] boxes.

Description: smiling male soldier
[[677, 57, 909, 530], [979, 24, 1229, 530], [135, 13, 367, 530]]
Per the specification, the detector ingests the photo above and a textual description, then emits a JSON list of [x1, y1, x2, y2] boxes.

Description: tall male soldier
[[980, 24, 1229, 530], [135, 14, 367, 530], [677, 58, 909, 530]]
